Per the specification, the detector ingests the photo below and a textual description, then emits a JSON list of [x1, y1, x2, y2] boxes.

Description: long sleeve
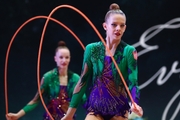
[[69, 44, 92, 108], [68, 72, 87, 103], [127, 46, 140, 104], [22, 75, 49, 113], [22, 95, 40, 113]]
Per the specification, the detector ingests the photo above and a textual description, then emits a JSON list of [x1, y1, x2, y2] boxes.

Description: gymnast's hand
[[6, 110, 25, 120], [61, 115, 73, 120], [6, 113, 19, 120], [61, 117, 73, 120], [61, 107, 76, 120], [131, 102, 143, 117]]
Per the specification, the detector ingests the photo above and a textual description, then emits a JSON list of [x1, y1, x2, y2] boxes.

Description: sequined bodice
[[84, 56, 130, 116], [43, 85, 70, 120]]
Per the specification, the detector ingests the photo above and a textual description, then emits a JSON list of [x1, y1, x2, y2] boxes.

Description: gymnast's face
[[54, 48, 70, 70], [103, 13, 126, 42]]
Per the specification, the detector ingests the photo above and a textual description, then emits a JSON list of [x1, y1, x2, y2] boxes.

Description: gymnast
[[61, 3, 143, 120]]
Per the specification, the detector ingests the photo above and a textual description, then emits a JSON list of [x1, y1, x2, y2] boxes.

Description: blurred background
[[1, 0, 180, 120]]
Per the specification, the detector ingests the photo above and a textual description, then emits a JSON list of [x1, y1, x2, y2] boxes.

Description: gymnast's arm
[[66, 64, 91, 118], [6, 78, 47, 120], [61, 44, 93, 120], [127, 46, 140, 104], [127, 46, 143, 116]]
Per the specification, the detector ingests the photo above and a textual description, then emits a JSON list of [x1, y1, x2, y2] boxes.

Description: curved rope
[[4, 15, 85, 120], [40, 4, 135, 104], [5, 4, 137, 120]]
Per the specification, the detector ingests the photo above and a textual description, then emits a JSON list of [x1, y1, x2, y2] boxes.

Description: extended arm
[[127, 46, 143, 116], [61, 44, 93, 120], [127, 47, 140, 104], [6, 78, 46, 120]]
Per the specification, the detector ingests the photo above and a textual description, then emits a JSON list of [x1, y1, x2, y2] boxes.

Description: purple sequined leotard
[[43, 85, 70, 120], [84, 56, 130, 117]]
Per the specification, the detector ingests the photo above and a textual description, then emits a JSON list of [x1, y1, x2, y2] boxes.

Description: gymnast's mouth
[[115, 33, 120, 36]]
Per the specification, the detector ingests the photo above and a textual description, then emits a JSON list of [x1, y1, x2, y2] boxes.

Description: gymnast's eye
[[111, 23, 117, 27]]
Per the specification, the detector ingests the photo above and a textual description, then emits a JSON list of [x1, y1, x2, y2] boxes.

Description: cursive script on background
[[132, 17, 180, 120]]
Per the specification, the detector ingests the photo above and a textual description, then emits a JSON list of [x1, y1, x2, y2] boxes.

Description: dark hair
[[55, 40, 69, 53], [58, 41, 66, 47], [104, 3, 126, 22]]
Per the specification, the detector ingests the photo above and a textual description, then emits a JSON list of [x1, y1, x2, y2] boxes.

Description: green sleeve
[[71, 73, 87, 103], [22, 73, 50, 113], [81, 92, 87, 104], [69, 44, 92, 108], [23, 102, 39, 113], [127, 46, 140, 103]]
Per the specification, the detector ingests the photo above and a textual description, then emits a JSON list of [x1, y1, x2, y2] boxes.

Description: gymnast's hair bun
[[109, 3, 120, 10], [58, 41, 66, 47]]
